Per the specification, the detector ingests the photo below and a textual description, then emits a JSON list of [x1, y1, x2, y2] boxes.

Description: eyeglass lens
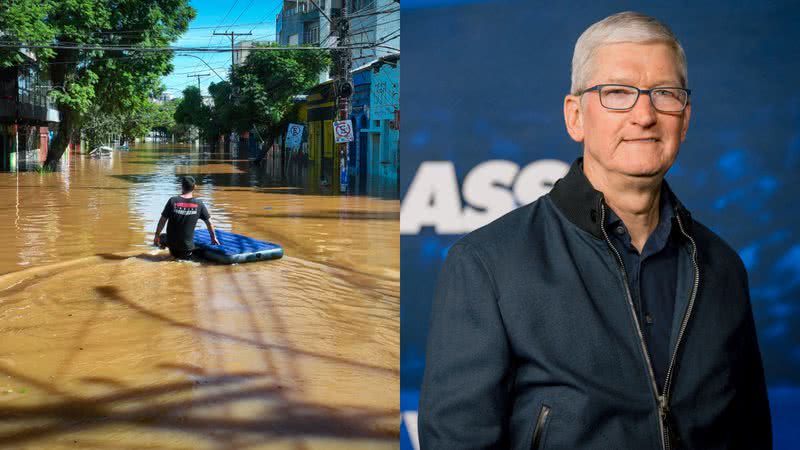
[[600, 86, 687, 112]]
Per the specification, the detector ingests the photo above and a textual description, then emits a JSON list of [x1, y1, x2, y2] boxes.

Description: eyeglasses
[[578, 84, 691, 113]]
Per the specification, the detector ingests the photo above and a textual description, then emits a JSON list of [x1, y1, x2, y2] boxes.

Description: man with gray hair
[[419, 11, 771, 450]]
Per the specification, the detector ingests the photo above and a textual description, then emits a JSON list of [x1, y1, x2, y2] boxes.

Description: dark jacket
[[418, 158, 771, 450]]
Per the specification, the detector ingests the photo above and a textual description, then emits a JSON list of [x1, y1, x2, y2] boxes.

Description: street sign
[[333, 120, 354, 143], [285, 123, 304, 149]]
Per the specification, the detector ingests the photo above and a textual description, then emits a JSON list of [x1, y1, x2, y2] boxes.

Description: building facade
[[357, 53, 398, 196], [348, 0, 400, 69], [273, 0, 399, 197], [0, 51, 60, 171], [233, 40, 275, 67], [276, 0, 342, 48]]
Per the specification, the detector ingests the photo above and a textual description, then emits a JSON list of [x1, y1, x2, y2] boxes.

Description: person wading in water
[[154, 176, 220, 260]]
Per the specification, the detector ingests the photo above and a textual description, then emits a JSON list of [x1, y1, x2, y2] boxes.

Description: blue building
[[346, 53, 399, 197], [359, 53, 399, 197], [349, 62, 372, 193]]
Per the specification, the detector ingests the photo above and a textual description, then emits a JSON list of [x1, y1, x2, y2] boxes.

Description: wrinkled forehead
[[587, 42, 684, 86]]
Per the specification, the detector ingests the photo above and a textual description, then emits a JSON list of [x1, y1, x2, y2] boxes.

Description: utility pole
[[334, 0, 353, 192], [187, 73, 210, 90], [213, 31, 253, 71], [212, 31, 251, 157]]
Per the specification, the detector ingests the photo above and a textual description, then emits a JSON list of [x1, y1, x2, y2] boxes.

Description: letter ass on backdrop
[[401, 159, 569, 235]]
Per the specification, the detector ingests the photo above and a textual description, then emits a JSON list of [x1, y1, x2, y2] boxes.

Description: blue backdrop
[[400, 1, 800, 448]]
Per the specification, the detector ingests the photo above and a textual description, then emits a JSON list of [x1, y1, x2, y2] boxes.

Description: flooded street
[[0, 145, 400, 449]]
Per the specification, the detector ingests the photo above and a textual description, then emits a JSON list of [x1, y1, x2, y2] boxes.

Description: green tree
[[0, 0, 56, 67], [232, 44, 330, 155], [174, 45, 330, 151], [207, 80, 232, 129], [81, 90, 184, 148], [38, 0, 195, 168], [151, 98, 179, 138], [174, 85, 211, 139], [81, 105, 120, 148]]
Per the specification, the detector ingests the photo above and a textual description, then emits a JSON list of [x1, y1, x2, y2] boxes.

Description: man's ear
[[564, 94, 585, 143], [680, 101, 691, 142]]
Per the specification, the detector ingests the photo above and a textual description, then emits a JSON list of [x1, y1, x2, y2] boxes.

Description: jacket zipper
[[599, 203, 699, 450], [530, 404, 551, 450], [661, 211, 700, 450]]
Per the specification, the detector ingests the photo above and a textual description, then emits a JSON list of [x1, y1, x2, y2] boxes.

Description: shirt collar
[[548, 158, 694, 240], [605, 184, 675, 255]]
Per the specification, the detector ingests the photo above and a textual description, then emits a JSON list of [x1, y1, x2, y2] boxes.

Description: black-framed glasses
[[579, 84, 691, 113]]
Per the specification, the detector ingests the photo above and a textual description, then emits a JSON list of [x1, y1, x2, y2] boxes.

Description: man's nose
[[629, 92, 657, 127]]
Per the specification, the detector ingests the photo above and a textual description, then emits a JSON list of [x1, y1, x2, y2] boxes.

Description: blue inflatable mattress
[[165, 229, 283, 264]]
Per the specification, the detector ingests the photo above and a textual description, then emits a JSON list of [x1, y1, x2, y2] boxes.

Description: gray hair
[[570, 11, 688, 94]]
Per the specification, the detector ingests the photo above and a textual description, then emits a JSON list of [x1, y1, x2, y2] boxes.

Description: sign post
[[333, 119, 354, 192]]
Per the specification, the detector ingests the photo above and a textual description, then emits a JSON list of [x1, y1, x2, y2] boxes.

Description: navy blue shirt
[[605, 188, 679, 391]]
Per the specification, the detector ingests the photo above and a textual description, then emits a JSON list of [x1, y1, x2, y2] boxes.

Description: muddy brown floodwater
[[0, 145, 400, 449]]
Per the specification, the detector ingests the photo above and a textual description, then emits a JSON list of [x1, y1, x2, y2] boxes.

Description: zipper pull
[[658, 395, 669, 419]]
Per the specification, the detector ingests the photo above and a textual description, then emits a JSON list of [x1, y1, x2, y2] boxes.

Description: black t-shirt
[[161, 196, 210, 251]]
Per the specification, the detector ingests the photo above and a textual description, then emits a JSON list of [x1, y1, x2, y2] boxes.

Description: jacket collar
[[548, 157, 693, 240]]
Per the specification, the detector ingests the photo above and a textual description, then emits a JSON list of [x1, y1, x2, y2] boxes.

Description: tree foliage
[[174, 85, 211, 138], [0, 0, 56, 67], [81, 95, 184, 148], [0, 0, 195, 168], [173, 44, 330, 147], [233, 44, 330, 138]]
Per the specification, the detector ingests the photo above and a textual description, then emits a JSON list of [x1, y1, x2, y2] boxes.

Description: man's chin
[[615, 157, 671, 179], [619, 167, 667, 180], [610, 160, 668, 178]]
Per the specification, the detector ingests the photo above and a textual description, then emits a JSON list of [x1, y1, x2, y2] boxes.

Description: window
[[304, 22, 320, 44]]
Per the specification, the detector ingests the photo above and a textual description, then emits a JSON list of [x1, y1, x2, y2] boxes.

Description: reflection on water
[[0, 145, 399, 449]]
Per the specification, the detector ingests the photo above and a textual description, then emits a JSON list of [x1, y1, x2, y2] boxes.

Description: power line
[[128, 21, 273, 34], [308, 0, 334, 25], [0, 20, 275, 38], [208, 0, 245, 71], [164, 77, 207, 91], [17, 54, 141, 67], [174, 53, 227, 82], [171, 66, 228, 75], [187, 73, 210, 89], [228, 0, 258, 30], [212, 31, 252, 70], [0, 42, 372, 52], [316, 5, 398, 48], [373, 44, 399, 52], [346, 17, 400, 37], [248, 0, 283, 34], [374, 29, 400, 44], [213, 0, 242, 35], [348, 6, 399, 19]]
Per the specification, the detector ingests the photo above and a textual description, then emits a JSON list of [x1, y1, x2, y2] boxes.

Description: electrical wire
[[0, 43, 369, 52], [213, 0, 242, 34], [248, 0, 283, 34], [228, 0, 258, 30]]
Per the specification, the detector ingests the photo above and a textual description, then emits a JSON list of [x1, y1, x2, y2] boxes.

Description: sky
[[161, 0, 283, 98]]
